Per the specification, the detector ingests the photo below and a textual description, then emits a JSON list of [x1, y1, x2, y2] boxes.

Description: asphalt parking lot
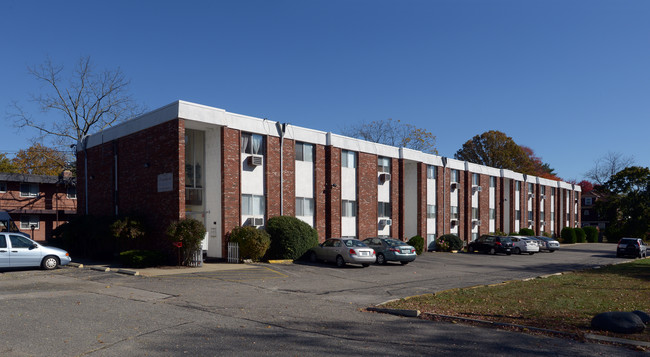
[[0, 243, 642, 356]]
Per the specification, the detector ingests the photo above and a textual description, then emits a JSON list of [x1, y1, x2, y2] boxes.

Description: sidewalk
[[68, 258, 257, 277]]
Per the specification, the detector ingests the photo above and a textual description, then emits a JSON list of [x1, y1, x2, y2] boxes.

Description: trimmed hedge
[[561, 227, 577, 244], [584, 226, 599, 243], [407, 235, 425, 255], [519, 228, 535, 236], [575, 227, 586, 243], [119, 250, 165, 268], [229, 226, 271, 261], [437, 234, 463, 252], [265, 216, 319, 260]]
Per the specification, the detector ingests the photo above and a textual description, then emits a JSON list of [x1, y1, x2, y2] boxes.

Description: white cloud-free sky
[[2, 0, 648, 181]]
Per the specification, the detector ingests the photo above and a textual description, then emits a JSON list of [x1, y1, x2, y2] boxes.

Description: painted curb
[[116, 269, 140, 276], [267, 260, 293, 264], [68, 262, 84, 268], [90, 266, 111, 272]]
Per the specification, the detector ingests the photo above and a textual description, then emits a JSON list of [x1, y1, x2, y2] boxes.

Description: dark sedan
[[468, 235, 513, 255], [362, 237, 417, 265]]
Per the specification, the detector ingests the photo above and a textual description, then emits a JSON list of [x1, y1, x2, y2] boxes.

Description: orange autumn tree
[[11, 143, 68, 176]]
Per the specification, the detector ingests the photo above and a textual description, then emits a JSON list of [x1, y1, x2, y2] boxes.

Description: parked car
[[510, 236, 540, 255], [362, 237, 416, 265], [467, 235, 513, 255], [0, 232, 71, 270], [616, 238, 648, 258], [309, 238, 376, 267], [534, 236, 560, 252]]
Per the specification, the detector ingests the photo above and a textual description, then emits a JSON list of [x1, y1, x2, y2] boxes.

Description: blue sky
[[2, 0, 649, 182]]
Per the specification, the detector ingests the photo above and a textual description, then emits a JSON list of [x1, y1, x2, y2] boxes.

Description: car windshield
[[384, 239, 406, 247], [498, 237, 512, 243], [620, 239, 637, 244], [344, 239, 368, 247]]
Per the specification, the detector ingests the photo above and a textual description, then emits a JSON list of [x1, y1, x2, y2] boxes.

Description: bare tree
[[585, 151, 635, 185], [9, 56, 145, 148], [342, 118, 438, 154]]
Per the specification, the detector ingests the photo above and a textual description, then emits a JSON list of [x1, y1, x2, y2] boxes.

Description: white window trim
[[20, 215, 40, 230], [20, 183, 39, 198]]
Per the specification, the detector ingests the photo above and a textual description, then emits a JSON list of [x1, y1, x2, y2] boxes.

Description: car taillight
[[389, 248, 400, 252], [349, 249, 356, 255], [495, 242, 502, 246]]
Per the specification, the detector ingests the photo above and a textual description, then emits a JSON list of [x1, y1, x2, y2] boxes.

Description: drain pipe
[[276, 122, 288, 216], [80, 135, 89, 215]]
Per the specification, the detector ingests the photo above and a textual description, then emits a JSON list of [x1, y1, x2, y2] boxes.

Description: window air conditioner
[[472, 186, 482, 193], [253, 217, 264, 226], [528, 193, 534, 199], [528, 220, 534, 226], [540, 194, 546, 199], [380, 173, 391, 182], [248, 155, 263, 166], [450, 219, 458, 226], [450, 183, 457, 191], [380, 218, 393, 226], [472, 219, 481, 226], [540, 221, 546, 226]]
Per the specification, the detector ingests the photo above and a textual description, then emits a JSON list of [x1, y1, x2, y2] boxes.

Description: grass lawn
[[383, 258, 650, 343]]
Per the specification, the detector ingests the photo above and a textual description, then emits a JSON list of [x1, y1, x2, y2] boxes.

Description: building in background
[[76, 101, 581, 258], [0, 172, 76, 241]]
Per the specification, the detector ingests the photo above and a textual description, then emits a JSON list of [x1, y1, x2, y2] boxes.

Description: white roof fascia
[[328, 133, 400, 158], [501, 169, 524, 181], [559, 181, 573, 190], [465, 162, 501, 176], [524, 174, 537, 183], [574, 185, 582, 192], [445, 158, 465, 171], [400, 148, 443, 166]]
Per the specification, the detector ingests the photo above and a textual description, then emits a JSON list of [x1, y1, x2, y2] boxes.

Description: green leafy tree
[[598, 166, 650, 241], [343, 118, 438, 154], [0, 153, 18, 173]]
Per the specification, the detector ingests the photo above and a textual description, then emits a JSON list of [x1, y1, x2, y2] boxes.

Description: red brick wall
[[478, 174, 490, 236], [357, 152, 377, 239], [266, 136, 281, 218], [325, 146, 341, 238], [314, 144, 327, 240], [283, 139, 296, 217], [222, 127, 241, 256]]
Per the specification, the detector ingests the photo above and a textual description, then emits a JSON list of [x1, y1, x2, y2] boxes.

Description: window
[[295, 197, 314, 216], [528, 183, 534, 193], [541, 186, 546, 195], [295, 142, 314, 162], [20, 215, 39, 230], [540, 211, 545, 221], [489, 208, 496, 220], [241, 133, 264, 155], [378, 202, 391, 217], [378, 157, 390, 173], [515, 181, 521, 192], [10, 234, 34, 248], [342, 200, 357, 217], [451, 170, 459, 183], [67, 186, 77, 199], [516, 210, 521, 220], [20, 183, 38, 197], [427, 166, 436, 180], [342, 150, 356, 168], [472, 207, 479, 220], [450, 206, 459, 219], [528, 211, 533, 221], [427, 205, 436, 219], [242, 194, 265, 216], [472, 173, 479, 186], [584, 197, 593, 205], [490, 176, 497, 188], [0, 182, 6, 192], [584, 210, 590, 216]]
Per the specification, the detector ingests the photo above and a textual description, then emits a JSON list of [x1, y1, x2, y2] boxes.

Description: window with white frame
[[20, 215, 39, 230], [342, 200, 357, 217], [541, 186, 546, 195], [242, 194, 265, 216], [516, 210, 521, 220], [67, 186, 77, 199], [540, 211, 545, 221], [472, 207, 479, 220], [378, 202, 391, 217], [295, 142, 314, 162], [490, 176, 497, 187], [451, 169, 459, 183], [378, 157, 390, 173], [450, 206, 459, 219], [20, 183, 38, 197], [0, 182, 6, 192], [427, 165, 436, 179], [528, 183, 534, 193], [528, 210, 534, 221], [427, 205, 436, 219], [489, 208, 496, 220], [341, 150, 356, 168], [515, 181, 521, 192], [472, 173, 479, 186], [584, 197, 592, 205], [241, 133, 264, 155], [295, 197, 314, 216]]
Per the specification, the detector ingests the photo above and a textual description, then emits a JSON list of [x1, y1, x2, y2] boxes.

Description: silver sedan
[[309, 238, 376, 267], [0, 233, 72, 270]]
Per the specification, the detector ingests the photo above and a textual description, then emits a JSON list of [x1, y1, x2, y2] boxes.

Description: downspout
[[276, 122, 288, 216], [81, 136, 89, 215]]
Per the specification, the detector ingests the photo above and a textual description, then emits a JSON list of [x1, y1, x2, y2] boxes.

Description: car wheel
[[468, 246, 474, 253], [549, 250, 555, 253], [400, 261, 409, 265], [514, 247, 521, 255], [529, 252, 535, 255], [506, 252, 512, 256], [489, 247, 496, 255], [362, 263, 370, 267], [41, 256, 59, 270], [309, 251, 318, 263], [377, 253, 386, 265], [336, 255, 346, 268]]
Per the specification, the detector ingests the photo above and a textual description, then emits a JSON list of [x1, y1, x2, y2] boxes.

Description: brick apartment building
[[76, 101, 581, 258], [0, 172, 77, 241]]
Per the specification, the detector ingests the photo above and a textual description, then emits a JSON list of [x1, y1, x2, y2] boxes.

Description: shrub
[[265, 216, 319, 260], [436, 234, 463, 252], [519, 228, 535, 236], [166, 218, 206, 265], [575, 227, 586, 243], [584, 226, 599, 243], [491, 230, 507, 236], [542, 231, 551, 238], [408, 235, 425, 255], [228, 226, 271, 261], [51, 215, 114, 259], [111, 216, 146, 252], [119, 250, 165, 268], [561, 227, 577, 244]]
